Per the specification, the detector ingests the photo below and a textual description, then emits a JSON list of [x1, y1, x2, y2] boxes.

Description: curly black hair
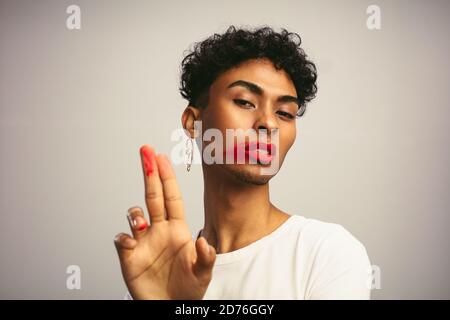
[[179, 25, 317, 117]]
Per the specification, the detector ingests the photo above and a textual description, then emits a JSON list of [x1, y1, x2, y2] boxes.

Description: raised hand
[[114, 145, 216, 299]]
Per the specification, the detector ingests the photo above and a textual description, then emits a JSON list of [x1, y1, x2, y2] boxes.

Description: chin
[[223, 163, 277, 186]]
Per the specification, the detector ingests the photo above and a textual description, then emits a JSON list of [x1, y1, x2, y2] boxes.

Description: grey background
[[0, 0, 449, 299]]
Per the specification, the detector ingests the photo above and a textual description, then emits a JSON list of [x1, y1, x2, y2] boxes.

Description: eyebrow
[[227, 80, 300, 107]]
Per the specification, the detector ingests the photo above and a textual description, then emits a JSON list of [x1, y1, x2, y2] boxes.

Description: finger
[[192, 237, 216, 282], [127, 206, 149, 238], [156, 154, 185, 220], [114, 233, 137, 280], [114, 232, 138, 259], [140, 145, 165, 223]]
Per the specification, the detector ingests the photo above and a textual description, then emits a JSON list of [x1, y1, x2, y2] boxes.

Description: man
[[114, 26, 372, 299]]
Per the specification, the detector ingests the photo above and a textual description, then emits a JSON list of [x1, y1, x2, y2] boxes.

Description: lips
[[245, 141, 276, 155], [224, 141, 276, 164], [246, 148, 273, 164]]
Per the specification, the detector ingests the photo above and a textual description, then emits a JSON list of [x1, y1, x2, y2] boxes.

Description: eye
[[233, 99, 255, 108], [277, 110, 295, 120]]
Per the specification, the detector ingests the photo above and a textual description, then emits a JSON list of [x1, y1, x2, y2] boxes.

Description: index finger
[[140, 145, 166, 223]]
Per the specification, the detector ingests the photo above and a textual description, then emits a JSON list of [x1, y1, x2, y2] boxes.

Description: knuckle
[[162, 176, 177, 183], [145, 190, 163, 201], [114, 233, 124, 244], [165, 194, 183, 202]]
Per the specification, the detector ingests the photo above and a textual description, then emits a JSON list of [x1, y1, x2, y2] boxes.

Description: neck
[[200, 165, 289, 254]]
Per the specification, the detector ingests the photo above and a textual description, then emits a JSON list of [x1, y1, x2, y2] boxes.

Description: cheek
[[280, 127, 296, 156]]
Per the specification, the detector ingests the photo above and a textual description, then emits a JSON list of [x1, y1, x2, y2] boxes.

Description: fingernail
[[126, 212, 136, 227], [114, 233, 122, 242], [127, 210, 147, 231], [127, 206, 142, 215], [140, 146, 154, 176]]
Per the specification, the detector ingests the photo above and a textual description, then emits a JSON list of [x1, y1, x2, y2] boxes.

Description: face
[[190, 58, 298, 185]]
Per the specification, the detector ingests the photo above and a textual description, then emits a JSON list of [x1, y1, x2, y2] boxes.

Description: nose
[[253, 108, 279, 138]]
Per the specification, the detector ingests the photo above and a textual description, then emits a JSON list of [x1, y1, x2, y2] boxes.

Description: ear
[[181, 106, 202, 139]]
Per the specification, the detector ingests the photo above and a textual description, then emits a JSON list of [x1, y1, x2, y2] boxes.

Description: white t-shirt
[[125, 215, 372, 300], [198, 214, 371, 300]]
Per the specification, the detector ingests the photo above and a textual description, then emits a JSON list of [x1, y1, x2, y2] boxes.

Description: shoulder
[[289, 216, 372, 299], [290, 215, 369, 259], [289, 215, 372, 282]]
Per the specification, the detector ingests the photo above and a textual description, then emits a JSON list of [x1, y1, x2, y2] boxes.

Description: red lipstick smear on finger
[[138, 222, 148, 231], [140, 146, 154, 176]]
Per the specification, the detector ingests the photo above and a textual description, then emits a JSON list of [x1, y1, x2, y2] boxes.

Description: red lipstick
[[140, 145, 154, 176], [225, 141, 276, 164], [137, 222, 148, 231]]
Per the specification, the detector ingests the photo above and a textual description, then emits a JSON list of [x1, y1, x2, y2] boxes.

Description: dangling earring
[[185, 137, 194, 172]]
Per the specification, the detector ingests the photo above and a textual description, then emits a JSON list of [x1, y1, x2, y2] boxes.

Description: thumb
[[192, 236, 216, 281]]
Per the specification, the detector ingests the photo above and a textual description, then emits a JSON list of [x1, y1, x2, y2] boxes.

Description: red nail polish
[[137, 222, 148, 231], [140, 146, 154, 176]]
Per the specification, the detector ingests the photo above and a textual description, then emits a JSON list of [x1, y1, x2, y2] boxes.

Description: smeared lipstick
[[137, 222, 148, 231], [140, 145, 154, 176], [224, 141, 276, 165]]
